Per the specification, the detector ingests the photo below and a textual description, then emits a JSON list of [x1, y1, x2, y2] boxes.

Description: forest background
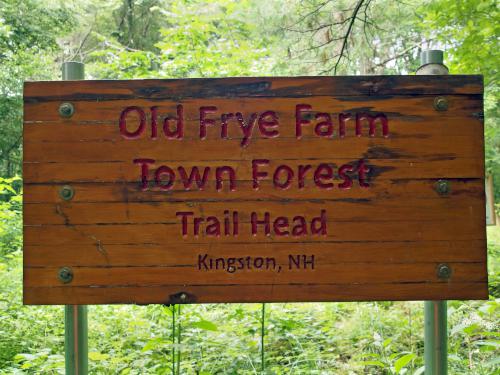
[[0, 0, 498, 373]]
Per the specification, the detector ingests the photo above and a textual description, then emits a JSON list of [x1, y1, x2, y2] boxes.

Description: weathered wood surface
[[23, 75, 488, 304]]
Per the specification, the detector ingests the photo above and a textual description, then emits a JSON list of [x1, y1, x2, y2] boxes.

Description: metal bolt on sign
[[59, 185, 75, 201], [59, 102, 75, 118], [435, 180, 450, 195], [433, 97, 449, 111], [58, 267, 74, 283], [437, 264, 452, 280]]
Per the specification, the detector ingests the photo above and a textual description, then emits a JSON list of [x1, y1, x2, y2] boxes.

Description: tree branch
[[283, 18, 351, 34], [70, 26, 93, 61], [331, 0, 366, 75], [372, 39, 433, 68], [285, 0, 332, 29]]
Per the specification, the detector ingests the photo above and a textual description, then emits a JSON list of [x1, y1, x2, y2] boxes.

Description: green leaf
[[484, 356, 500, 368], [463, 323, 480, 335], [0, 184, 16, 194], [14, 353, 35, 362], [383, 337, 393, 348], [476, 339, 500, 352], [142, 338, 168, 352], [394, 353, 416, 373], [89, 352, 110, 361], [361, 360, 385, 367], [162, 306, 173, 316], [191, 319, 218, 331]]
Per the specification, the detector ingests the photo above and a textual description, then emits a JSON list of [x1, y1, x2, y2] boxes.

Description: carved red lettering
[[251, 212, 271, 236], [236, 112, 258, 147], [120, 106, 146, 139], [273, 216, 289, 236], [295, 104, 312, 138], [150, 106, 159, 139], [154, 165, 175, 190], [292, 216, 307, 236], [133, 158, 155, 190], [258, 111, 279, 138], [314, 113, 333, 137], [176, 211, 193, 236], [252, 159, 269, 189], [199, 106, 217, 139], [194, 217, 203, 236], [298, 164, 312, 189], [233, 211, 239, 235], [221, 113, 234, 139], [338, 113, 351, 138], [224, 210, 231, 236], [356, 113, 389, 137], [163, 104, 184, 139], [206, 216, 221, 236], [311, 210, 327, 235], [357, 159, 370, 187], [273, 164, 294, 190], [178, 166, 211, 190], [314, 163, 334, 189], [338, 164, 354, 189], [215, 166, 236, 191]]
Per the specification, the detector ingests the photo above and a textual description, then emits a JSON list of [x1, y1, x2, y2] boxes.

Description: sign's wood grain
[[23, 75, 488, 305]]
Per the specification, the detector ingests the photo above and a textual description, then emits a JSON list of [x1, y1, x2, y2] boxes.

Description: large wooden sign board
[[23, 76, 488, 305]]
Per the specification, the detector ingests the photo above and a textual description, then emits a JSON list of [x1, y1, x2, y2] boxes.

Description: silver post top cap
[[62, 61, 85, 80], [420, 50, 444, 66]]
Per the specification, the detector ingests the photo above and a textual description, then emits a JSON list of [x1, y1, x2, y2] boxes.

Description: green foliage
[[487, 226, 500, 297], [0, 0, 73, 53], [88, 0, 275, 79], [0, 176, 21, 259], [0, 253, 65, 373], [113, 0, 165, 51], [448, 298, 500, 374], [155, 0, 274, 77]]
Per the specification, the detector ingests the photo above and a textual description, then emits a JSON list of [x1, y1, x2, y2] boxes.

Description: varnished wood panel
[[23, 75, 487, 304]]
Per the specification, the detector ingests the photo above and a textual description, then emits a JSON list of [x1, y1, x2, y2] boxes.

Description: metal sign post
[[62, 61, 88, 375], [417, 50, 449, 375]]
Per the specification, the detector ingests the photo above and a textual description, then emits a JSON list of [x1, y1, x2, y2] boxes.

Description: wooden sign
[[23, 76, 488, 305]]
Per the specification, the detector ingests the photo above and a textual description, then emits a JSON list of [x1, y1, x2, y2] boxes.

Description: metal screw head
[[59, 185, 74, 201], [58, 267, 73, 283], [433, 96, 448, 111], [59, 102, 75, 118], [435, 180, 450, 195], [437, 263, 452, 280]]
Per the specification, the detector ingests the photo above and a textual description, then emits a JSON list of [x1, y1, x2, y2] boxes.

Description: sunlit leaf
[[191, 319, 218, 331], [394, 353, 416, 373]]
